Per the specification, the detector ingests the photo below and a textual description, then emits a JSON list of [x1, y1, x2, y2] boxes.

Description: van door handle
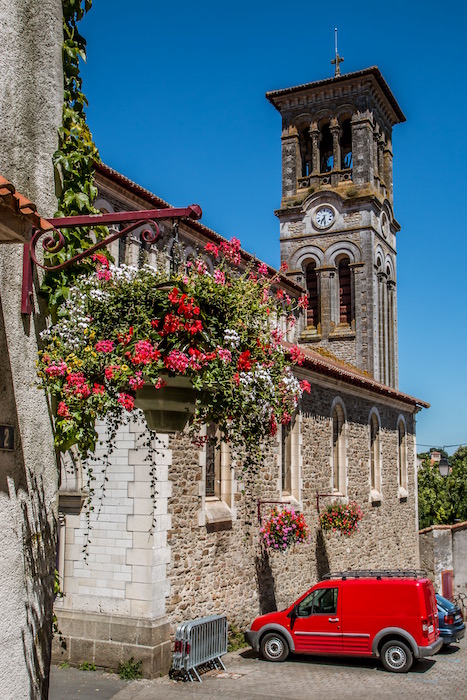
[[328, 617, 339, 623]]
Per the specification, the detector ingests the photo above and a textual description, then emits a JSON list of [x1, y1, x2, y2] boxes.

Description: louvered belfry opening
[[338, 258, 352, 325], [306, 261, 319, 328]]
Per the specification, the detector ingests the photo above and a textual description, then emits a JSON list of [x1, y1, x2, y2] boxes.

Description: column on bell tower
[[309, 122, 320, 175], [350, 110, 375, 185], [281, 124, 300, 198], [330, 117, 341, 171]]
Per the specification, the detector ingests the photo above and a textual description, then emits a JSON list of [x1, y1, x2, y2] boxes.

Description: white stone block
[[126, 581, 153, 602]]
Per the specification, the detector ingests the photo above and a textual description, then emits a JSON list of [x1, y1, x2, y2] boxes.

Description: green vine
[[43, 0, 108, 314]]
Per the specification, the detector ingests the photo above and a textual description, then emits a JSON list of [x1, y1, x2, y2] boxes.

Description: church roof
[[284, 342, 429, 410], [266, 66, 406, 123], [95, 162, 303, 294]]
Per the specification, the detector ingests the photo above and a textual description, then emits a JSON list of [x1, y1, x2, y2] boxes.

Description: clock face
[[315, 206, 335, 229]]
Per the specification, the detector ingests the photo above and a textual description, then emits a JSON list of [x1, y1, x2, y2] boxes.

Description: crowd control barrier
[[172, 614, 228, 681]]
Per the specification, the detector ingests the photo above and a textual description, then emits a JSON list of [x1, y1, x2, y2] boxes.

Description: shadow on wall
[[0, 293, 57, 699], [21, 477, 57, 700], [316, 528, 330, 580], [255, 551, 278, 614]]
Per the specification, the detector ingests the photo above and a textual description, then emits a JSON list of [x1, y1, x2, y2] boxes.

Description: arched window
[[338, 257, 352, 325], [332, 402, 346, 493], [369, 411, 381, 498], [341, 118, 353, 169], [398, 419, 408, 496], [320, 123, 333, 173], [305, 261, 319, 329], [281, 421, 292, 495], [300, 126, 313, 177], [205, 423, 221, 497]]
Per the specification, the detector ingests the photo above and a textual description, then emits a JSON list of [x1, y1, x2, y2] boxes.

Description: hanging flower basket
[[37, 239, 310, 462], [134, 375, 200, 433], [259, 507, 310, 552], [319, 500, 363, 536]]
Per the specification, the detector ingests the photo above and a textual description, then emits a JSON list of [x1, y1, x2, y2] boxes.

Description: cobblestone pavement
[[50, 642, 467, 700]]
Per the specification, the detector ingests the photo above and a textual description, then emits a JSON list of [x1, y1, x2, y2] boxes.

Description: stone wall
[[166, 378, 418, 630], [419, 522, 467, 605]]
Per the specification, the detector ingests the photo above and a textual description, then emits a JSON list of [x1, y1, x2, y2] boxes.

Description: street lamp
[[438, 457, 450, 478]]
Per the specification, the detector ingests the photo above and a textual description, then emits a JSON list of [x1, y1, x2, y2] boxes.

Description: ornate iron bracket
[[21, 204, 202, 314]]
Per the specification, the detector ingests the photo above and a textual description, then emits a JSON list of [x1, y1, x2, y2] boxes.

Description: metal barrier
[[172, 614, 228, 681]]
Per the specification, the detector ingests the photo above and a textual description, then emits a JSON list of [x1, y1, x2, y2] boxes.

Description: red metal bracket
[[21, 204, 202, 314]]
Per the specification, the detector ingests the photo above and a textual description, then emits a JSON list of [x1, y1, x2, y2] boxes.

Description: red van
[[245, 570, 442, 672]]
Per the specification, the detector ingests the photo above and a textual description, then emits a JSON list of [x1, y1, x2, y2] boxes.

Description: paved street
[[50, 641, 467, 700]]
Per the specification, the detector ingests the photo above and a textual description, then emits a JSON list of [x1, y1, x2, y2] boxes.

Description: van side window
[[297, 588, 338, 616]]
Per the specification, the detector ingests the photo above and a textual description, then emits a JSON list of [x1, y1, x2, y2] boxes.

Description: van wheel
[[381, 640, 413, 673], [260, 632, 289, 662]]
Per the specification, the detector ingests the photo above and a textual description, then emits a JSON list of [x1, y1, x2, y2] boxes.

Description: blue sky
[[81, 0, 467, 454]]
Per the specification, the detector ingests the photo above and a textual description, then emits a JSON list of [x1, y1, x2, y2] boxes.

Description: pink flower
[[164, 349, 190, 373], [95, 340, 115, 353], [153, 377, 167, 389], [213, 269, 226, 285], [97, 268, 112, 281], [258, 262, 268, 276], [57, 401, 70, 418], [300, 379, 311, 394], [129, 372, 145, 390], [117, 392, 134, 411], [45, 361, 67, 377], [92, 253, 110, 269], [205, 242, 219, 258], [216, 347, 232, 363], [129, 340, 161, 365], [290, 345, 305, 366], [298, 294, 309, 309], [92, 383, 105, 395], [66, 373, 91, 399], [105, 365, 120, 380]]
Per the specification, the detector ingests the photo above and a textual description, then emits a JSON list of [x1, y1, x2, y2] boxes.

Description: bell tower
[[267, 66, 405, 388]]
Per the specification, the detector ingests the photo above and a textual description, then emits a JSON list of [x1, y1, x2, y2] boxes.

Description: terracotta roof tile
[[0, 175, 53, 235]]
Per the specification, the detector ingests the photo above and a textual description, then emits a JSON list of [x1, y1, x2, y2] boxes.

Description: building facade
[[54, 68, 428, 677]]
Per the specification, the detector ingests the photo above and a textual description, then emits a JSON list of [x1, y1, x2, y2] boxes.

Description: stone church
[[54, 66, 428, 676]]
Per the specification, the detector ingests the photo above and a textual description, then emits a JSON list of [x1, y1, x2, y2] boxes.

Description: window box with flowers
[[259, 507, 310, 552], [37, 237, 311, 479], [319, 501, 363, 536]]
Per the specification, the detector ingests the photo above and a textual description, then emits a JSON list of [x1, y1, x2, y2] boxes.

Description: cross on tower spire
[[331, 27, 344, 77]]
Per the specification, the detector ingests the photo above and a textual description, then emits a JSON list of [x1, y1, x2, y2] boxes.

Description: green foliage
[[37, 244, 308, 463], [78, 661, 96, 671], [43, 0, 108, 314], [118, 657, 143, 680], [58, 662, 70, 668], [418, 446, 467, 529], [228, 624, 247, 652]]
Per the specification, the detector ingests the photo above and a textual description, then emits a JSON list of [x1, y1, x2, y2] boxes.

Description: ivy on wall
[[42, 0, 108, 313]]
